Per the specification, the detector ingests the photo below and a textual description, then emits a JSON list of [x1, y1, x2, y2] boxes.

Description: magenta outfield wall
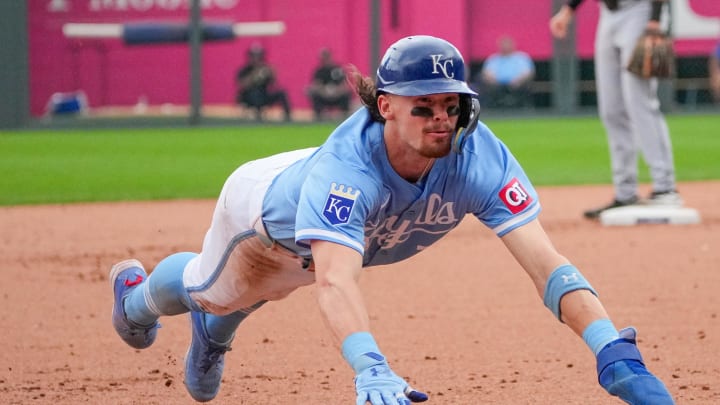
[[29, 0, 720, 117], [29, 0, 370, 116]]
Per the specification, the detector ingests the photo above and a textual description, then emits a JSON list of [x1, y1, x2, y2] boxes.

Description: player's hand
[[549, 5, 574, 39], [596, 327, 675, 405], [354, 363, 428, 405]]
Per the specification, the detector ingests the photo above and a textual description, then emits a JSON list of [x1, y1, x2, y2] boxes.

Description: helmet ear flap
[[452, 96, 481, 154]]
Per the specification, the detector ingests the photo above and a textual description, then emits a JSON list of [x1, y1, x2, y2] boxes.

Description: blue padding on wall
[[123, 22, 234, 45]]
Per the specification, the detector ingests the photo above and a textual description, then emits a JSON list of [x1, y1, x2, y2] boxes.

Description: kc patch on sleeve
[[323, 182, 361, 225], [499, 178, 533, 214]]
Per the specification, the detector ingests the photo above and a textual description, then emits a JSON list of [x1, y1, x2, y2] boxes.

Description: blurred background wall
[[13, 0, 720, 122]]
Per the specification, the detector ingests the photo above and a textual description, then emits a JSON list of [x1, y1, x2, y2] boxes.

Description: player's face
[[380, 92, 460, 159]]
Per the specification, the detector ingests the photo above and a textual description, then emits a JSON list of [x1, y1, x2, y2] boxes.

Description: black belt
[[253, 219, 314, 270], [604, 0, 619, 11], [603, 0, 642, 11]]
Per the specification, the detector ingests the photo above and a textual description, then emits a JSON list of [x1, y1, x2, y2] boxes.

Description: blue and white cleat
[[184, 311, 233, 402], [109, 259, 159, 349]]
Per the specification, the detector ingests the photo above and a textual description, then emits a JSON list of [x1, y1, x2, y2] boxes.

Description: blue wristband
[[543, 264, 597, 321], [583, 319, 619, 356], [341, 332, 387, 374]]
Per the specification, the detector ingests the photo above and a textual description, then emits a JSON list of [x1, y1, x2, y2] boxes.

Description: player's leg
[[184, 297, 267, 402], [621, 73, 678, 198], [122, 252, 200, 321], [113, 149, 317, 400], [311, 93, 324, 120], [109, 173, 251, 352], [339, 93, 351, 114], [117, 162, 259, 332], [176, 164, 273, 401], [110, 258, 162, 349], [582, 8, 639, 219], [270, 90, 291, 121], [118, 252, 273, 350], [595, 9, 638, 204], [180, 150, 316, 401], [243, 88, 265, 121], [617, 3, 678, 202], [112, 250, 269, 354]]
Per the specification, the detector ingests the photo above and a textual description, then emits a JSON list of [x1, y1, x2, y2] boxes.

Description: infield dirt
[[1, 182, 718, 404]]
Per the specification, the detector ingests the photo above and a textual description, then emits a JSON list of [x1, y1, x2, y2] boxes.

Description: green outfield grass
[[1, 114, 718, 206]]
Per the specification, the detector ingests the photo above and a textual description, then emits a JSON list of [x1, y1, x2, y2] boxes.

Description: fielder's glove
[[627, 30, 675, 79], [353, 353, 428, 405], [596, 327, 675, 405]]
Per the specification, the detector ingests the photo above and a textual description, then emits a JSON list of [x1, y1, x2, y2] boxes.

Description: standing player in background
[[109, 35, 674, 404], [550, 0, 682, 219], [710, 39, 720, 103]]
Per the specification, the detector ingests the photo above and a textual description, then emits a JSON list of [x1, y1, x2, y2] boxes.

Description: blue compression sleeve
[[342, 332, 386, 374], [543, 264, 597, 321], [125, 252, 199, 325], [583, 319, 620, 356], [204, 300, 267, 344]]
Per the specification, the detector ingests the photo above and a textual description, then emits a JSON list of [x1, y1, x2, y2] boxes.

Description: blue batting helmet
[[376, 35, 477, 97]]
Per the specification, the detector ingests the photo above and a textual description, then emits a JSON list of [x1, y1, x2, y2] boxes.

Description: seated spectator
[[710, 41, 720, 104], [306, 48, 352, 120], [476, 35, 535, 109], [236, 44, 292, 121]]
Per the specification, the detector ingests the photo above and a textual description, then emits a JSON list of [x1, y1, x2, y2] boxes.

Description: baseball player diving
[[109, 35, 675, 404]]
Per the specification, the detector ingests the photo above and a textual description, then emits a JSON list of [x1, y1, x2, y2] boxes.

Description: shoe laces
[[198, 344, 232, 373]]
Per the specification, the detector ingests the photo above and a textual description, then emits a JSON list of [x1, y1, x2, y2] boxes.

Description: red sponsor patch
[[498, 178, 533, 214]]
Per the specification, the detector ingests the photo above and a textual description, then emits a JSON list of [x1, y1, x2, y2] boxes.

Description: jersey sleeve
[[294, 152, 380, 255], [480, 169, 540, 237], [465, 125, 541, 237]]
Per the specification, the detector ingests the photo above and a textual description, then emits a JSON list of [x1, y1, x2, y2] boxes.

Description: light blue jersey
[[262, 108, 540, 267]]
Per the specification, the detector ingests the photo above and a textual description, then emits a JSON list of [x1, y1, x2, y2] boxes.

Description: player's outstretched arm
[[561, 291, 675, 404], [501, 219, 674, 404], [311, 240, 428, 404]]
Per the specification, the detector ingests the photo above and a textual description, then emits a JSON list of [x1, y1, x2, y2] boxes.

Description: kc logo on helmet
[[430, 54, 455, 78], [499, 178, 533, 214]]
